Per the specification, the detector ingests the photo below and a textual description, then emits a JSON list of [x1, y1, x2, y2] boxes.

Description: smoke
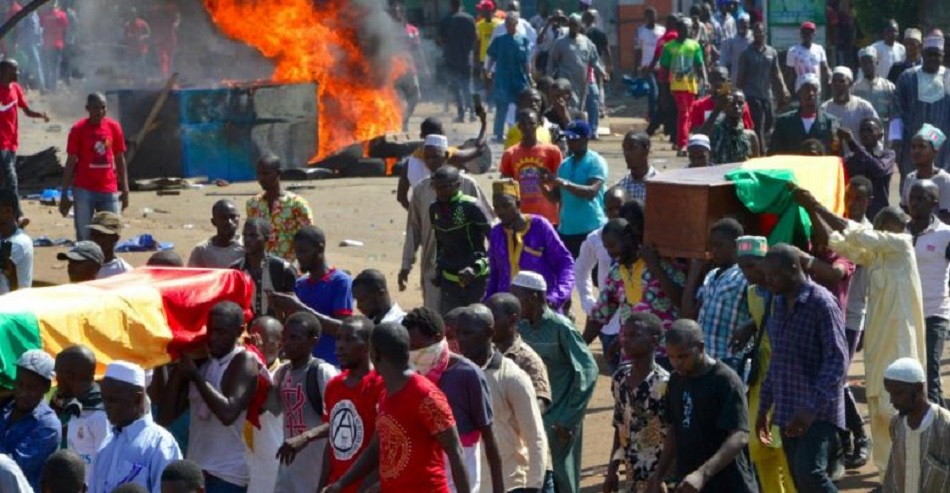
[[68, 0, 273, 89]]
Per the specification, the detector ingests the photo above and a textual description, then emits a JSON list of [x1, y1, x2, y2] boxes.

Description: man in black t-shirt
[[231, 218, 298, 318], [645, 319, 758, 493], [438, 0, 478, 122]]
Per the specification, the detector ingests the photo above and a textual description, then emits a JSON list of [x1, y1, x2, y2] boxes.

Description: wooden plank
[[0, 0, 50, 40], [126, 73, 179, 168]]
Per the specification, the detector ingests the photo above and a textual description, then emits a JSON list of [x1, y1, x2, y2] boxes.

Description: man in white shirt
[[52, 345, 110, 488], [634, 7, 665, 126], [162, 301, 262, 492], [0, 453, 33, 493], [575, 187, 627, 374], [246, 317, 284, 493], [785, 21, 831, 97], [0, 188, 31, 293], [820, 66, 879, 137], [865, 20, 906, 81], [852, 47, 896, 130], [881, 357, 950, 493], [86, 211, 133, 279], [91, 361, 183, 493], [457, 305, 548, 493], [906, 179, 950, 408], [352, 268, 406, 324]]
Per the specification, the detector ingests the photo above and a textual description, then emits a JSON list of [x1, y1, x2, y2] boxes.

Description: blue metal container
[[107, 82, 318, 182]]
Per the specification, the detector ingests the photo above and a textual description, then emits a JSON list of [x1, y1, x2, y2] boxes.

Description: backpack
[[276, 357, 329, 415]]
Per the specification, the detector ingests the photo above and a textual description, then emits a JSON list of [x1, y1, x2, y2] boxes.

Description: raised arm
[[396, 161, 412, 209], [448, 104, 488, 166], [180, 351, 259, 426]]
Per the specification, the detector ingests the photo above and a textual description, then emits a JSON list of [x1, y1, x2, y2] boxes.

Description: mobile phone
[[718, 82, 733, 96], [473, 93, 482, 109]]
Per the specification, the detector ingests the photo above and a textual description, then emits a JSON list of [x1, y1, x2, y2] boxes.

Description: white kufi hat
[[511, 271, 547, 292], [884, 357, 926, 384], [424, 134, 449, 151], [105, 360, 146, 388]]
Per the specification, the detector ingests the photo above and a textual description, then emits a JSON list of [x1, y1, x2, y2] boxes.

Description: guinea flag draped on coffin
[[643, 156, 846, 258], [0, 267, 254, 389]]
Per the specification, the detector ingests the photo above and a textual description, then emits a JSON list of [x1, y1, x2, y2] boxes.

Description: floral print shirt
[[591, 260, 685, 328], [246, 191, 314, 263], [611, 362, 669, 483]]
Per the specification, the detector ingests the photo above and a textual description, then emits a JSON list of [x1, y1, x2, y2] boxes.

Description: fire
[[203, 0, 405, 161]]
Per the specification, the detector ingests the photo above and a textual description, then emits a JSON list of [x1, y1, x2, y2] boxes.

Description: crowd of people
[[0, 0, 179, 91], [0, 1, 948, 493]]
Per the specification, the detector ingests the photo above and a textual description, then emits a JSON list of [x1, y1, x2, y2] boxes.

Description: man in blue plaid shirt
[[755, 243, 849, 493], [685, 218, 751, 371]]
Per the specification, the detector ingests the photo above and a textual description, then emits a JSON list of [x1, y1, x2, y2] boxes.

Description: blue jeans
[[0, 150, 19, 218], [73, 187, 119, 241], [784, 420, 839, 493], [42, 48, 62, 91], [448, 68, 473, 120], [585, 82, 600, 135], [926, 317, 948, 407], [645, 71, 659, 123], [494, 98, 510, 140], [21, 43, 44, 89], [599, 332, 619, 375], [203, 473, 247, 493]]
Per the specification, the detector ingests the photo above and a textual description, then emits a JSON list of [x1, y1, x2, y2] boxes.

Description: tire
[[281, 167, 338, 181], [340, 158, 387, 178], [311, 143, 363, 172]]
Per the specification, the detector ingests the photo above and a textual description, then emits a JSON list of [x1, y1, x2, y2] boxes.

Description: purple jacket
[[485, 215, 575, 309]]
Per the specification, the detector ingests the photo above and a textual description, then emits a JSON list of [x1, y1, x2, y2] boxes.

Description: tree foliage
[[850, 0, 918, 45]]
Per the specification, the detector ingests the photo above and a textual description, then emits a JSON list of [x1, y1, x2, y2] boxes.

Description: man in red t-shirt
[[688, 65, 754, 132], [39, 2, 68, 91], [276, 316, 386, 493], [323, 322, 470, 493], [0, 59, 48, 225], [59, 92, 128, 241], [500, 108, 563, 225]]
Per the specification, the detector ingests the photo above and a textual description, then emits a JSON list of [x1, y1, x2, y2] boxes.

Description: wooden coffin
[[643, 164, 755, 259]]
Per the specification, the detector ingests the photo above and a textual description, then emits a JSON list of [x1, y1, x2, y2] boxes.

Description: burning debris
[[203, 0, 407, 160]]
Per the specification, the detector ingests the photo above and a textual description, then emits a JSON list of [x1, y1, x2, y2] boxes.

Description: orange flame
[[203, 0, 404, 161]]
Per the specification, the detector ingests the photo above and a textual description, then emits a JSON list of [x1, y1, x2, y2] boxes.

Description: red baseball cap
[[800, 21, 817, 31], [477, 0, 495, 10]]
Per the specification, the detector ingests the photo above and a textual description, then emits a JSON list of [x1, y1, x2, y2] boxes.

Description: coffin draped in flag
[[0, 267, 254, 389], [726, 156, 847, 245]]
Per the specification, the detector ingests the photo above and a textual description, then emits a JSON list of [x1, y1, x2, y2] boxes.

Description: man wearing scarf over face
[[402, 307, 505, 493]]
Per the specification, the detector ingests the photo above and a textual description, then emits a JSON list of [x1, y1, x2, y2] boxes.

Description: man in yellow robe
[[796, 189, 927, 475]]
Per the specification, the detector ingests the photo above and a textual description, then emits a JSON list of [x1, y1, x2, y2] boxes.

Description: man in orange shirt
[[500, 108, 562, 226]]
